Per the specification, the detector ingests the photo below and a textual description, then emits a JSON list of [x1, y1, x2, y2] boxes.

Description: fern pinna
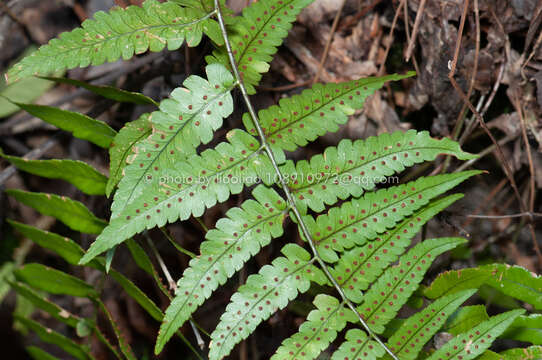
[[4, 0, 541, 359]]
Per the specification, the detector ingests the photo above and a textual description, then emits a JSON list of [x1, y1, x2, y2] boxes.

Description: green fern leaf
[[331, 194, 463, 303], [443, 305, 489, 335], [12, 102, 116, 148], [0, 150, 107, 196], [425, 267, 491, 299], [43, 76, 158, 106], [27, 346, 62, 360], [81, 130, 279, 264], [386, 289, 476, 360], [156, 185, 288, 353], [110, 63, 235, 214], [106, 114, 152, 196], [245, 74, 414, 152], [502, 314, 542, 345], [207, 0, 313, 94], [10, 281, 80, 328], [7, 0, 219, 82], [303, 171, 479, 262], [208, 244, 326, 360], [5, 190, 107, 234], [425, 264, 542, 310], [271, 294, 356, 360], [358, 237, 467, 334], [500, 346, 542, 359], [15, 316, 94, 360], [426, 309, 525, 360], [330, 328, 384, 360], [284, 130, 477, 213], [8, 220, 85, 266], [15, 264, 98, 299]]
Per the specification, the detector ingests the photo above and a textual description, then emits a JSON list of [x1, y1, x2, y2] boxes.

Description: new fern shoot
[[3, 0, 541, 360]]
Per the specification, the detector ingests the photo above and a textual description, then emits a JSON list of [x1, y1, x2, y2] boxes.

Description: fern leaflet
[[386, 289, 476, 360], [81, 130, 277, 263], [332, 195, 463, 303], [243, 74, 414, 152], [156, 185, 288, 353], [107, 114, 152, 197], [331, 329, 384, 360], [271, 294, 355, 360], [426, 309, 525, 360], [283, 130, 477, 213], [6, 0, 220, 82], [207, 0, 313, 94], [358, 237, 467, 334], [303, 171, 479, 262], [110, 63, 235, 216], [208, 244, 326, 360]]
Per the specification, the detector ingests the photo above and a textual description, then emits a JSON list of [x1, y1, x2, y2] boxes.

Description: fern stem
[[159, 227, 196, 258], [145, 232, 206, 351], [213, 2, 398, 359], [145, 232, 177, 292], [195, 217, 209, 233]]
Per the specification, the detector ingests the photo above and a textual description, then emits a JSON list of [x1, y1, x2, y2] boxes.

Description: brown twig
[[463, 178, 508, 228], [452, 0, 480, 141], [459, 62, 505, 145], [312, 0, 347, 84], [467, 212, 542, 220], [338, 0, 383, 31], [402, 0, 421, 75], [448, 0, 542, 267], [513, 91, 541, 264], [0, 1, 41, 44], [378, 0, 405, 75], [404, 0, 426, 61]]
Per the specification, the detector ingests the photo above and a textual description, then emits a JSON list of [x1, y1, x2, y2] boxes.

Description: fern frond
[[80, 130, 277, 264], [386, 289, 476, 360], [358, 237, 467, 334], [155, 185, 287, 353], [244, 74, 414, 152], [503, 314, 542, 345], [500, 346, 542, 359], [426, 309, 525, 360], [110, 63, 235, 215], [284, 130, 477, 213], [107, 114, 152, 197], [7, 0, 219, 82], [207, 0, 313, 94], [443, 305, 489, 335], [425, 264, 542, 309], [330, 328, 384, 360], [332, 195, 463, 303], [271, 294, 355, 360], [0, 150, 107, 196], [303, 171, 479, 262], [6, 190, 107, 235], [208, 244, 326, 360], [15, 316, 93, 360]]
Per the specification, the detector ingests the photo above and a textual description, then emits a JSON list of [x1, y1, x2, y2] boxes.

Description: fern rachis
[[4, 1, 540, 360]]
